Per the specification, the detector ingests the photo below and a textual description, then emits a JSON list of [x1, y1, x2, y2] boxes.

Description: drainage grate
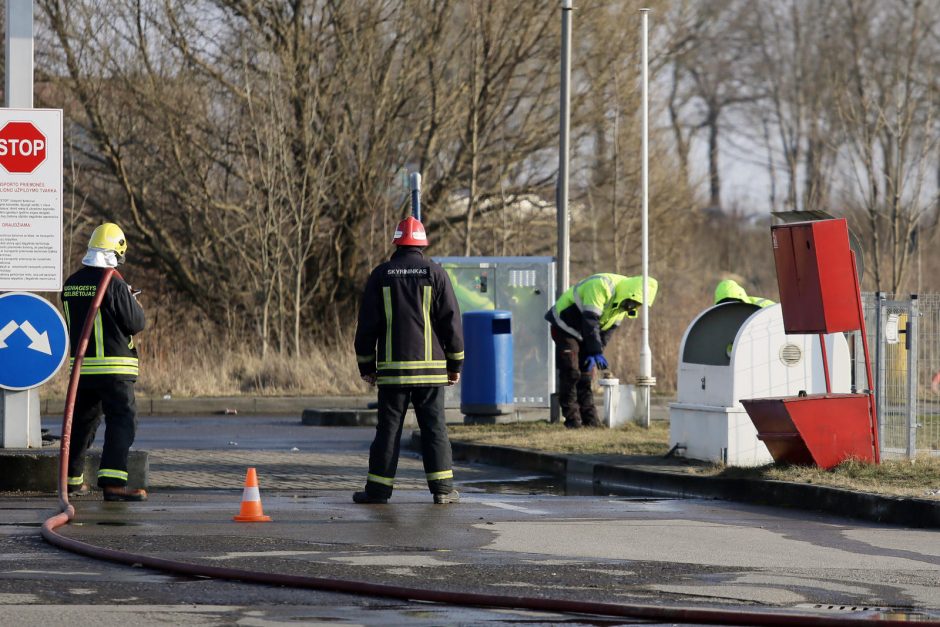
[[795, 603, 894, 613]]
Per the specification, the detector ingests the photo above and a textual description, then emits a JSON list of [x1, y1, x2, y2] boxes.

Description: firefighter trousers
[[552, 329, 599, 428], [67, 377, 138, 488], [364, 386, 454, 499]]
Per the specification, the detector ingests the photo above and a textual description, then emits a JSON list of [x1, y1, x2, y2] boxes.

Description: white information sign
[[0, 108, 63, 292]]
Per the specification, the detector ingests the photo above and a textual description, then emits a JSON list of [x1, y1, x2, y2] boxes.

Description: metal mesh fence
[[857, 293, 940, 459], [914, 295, 940, 455]]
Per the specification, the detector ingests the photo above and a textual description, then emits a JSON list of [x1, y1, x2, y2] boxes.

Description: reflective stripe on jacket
[[62, 266, 145, 379], [354, 248, 464, 387]]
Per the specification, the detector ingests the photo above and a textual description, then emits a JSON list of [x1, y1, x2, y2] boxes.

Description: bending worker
[[714, 279, 775, 308], [353, 216, 464, 505], [62, 223, 147, 502], [545, 274, 658, 429]]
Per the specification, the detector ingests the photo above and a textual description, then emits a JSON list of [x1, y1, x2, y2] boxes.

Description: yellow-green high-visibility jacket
[[748, 296, 775, 308], [355, 248, 464, 387], [61, 266, 146, 380], [714, 279, 774, 308], [545, 273, 658, 355]]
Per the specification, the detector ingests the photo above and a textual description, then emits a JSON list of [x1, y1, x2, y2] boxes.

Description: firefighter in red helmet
[[353, 216, 464, 504]]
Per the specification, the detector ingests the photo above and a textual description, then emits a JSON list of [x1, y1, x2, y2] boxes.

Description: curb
[[432, 437, 940, 529], [0, 449, 148, 492]]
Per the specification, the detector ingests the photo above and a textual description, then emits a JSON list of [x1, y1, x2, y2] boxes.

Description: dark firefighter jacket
[[62, 266, 146, 380], [355, 247, 464, 386]]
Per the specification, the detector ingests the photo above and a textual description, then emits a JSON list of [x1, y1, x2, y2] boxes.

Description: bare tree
[[831, 0, 939, 292], [663, 0, 757, 211]]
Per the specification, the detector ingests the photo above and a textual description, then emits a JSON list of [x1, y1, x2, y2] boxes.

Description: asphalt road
[[2, 414, 934, 626]]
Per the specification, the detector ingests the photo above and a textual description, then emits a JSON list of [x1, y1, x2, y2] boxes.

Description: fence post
[[874, 292, 886, 450], [906, 294, 919, 458]]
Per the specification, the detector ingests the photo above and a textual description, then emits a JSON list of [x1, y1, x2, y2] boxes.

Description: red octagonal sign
[[0, 121, 47, 173]]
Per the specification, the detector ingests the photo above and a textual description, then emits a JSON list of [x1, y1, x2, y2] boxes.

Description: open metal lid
[[771, 210, 865, 282]]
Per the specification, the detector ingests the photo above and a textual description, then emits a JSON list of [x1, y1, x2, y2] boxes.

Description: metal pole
[[556, 0, 572, 299], [906, 294, 918, 458], [0, 0, 37, 449], [409, 172, 422, 222], [635, 8, 655, 427], [818, 334, 832, 394], [5, 0, 33, 108], [874, 291, 885, 452]]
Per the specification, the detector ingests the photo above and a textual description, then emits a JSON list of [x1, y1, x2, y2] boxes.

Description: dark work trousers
[[67, 377, 138, 487], [365, 386, 454, 499], [551, 327, 598, 428]]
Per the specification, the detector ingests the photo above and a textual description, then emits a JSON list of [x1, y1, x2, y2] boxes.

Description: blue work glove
[[580, 354, 608, 372]]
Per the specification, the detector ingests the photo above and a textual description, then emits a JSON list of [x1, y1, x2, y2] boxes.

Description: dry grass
[[449, 421, 940, 500], [40, 334, 369, 399], [708, 456, 940, 500], [449, 421, 671, 456]]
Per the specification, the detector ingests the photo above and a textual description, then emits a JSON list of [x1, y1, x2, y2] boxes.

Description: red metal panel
[[739, 396, 814, 465], [771, 219, 862, 334], [742, 394, 876, 469]]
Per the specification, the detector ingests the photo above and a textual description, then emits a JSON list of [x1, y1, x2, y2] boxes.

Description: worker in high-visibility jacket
[[545, 274, 658, 429], [714, 279, 775, 308], [61, 223, 147, 502], [353, 216, 464, 504]]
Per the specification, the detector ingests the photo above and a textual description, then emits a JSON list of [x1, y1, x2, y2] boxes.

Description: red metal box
[[771, 219, 862, 334], [741, 394, 876, 469]]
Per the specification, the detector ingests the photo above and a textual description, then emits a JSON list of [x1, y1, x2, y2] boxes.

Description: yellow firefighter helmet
[[714, 279, 748, 305], [88, 223, 127, 260]]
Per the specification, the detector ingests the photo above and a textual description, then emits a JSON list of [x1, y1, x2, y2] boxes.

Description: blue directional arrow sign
[[0, 292, 69, 391]]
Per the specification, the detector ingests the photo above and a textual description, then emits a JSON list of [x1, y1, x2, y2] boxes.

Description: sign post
[[2, 1, 64, 450], [0, 111, 63, 447]]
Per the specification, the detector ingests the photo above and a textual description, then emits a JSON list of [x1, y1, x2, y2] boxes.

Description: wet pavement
[[1, 415, 936, 625]]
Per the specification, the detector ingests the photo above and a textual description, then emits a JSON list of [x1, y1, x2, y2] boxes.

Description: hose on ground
[[40, 268, 928, 626]]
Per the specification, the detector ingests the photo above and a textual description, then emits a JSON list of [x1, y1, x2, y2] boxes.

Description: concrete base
[[463, 413, 516, 425], [460, 403, 514, 416], [0, 448, 148, 492], [669, 402, 773, 466], [301, 408, 378, 427], [1, 389, 43, 448], [302, 406, 552, 427]]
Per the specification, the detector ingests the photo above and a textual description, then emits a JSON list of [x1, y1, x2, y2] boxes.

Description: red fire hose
[[40, 269, 931, 627], [48, 267, 115, 522]]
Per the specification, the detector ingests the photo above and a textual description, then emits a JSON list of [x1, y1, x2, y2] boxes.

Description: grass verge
[[449, 421, 940, 500]]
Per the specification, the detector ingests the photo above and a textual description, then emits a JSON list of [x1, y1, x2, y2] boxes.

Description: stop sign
[[0, 122, 47, 173]]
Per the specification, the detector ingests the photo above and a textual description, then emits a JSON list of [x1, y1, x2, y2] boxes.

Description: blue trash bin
[[460, 310, 514, 416]]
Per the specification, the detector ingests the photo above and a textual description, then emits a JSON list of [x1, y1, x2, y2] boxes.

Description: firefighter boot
[[352, 491, 389, 504], [68, 484, 91, 497], [103, 486, 148, 502], [433, 490, 460, 504]]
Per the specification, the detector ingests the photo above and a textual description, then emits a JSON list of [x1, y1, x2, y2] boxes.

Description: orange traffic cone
[[233, 467, 272, 522]]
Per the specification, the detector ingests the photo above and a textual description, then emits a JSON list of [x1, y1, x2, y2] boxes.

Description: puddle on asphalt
[[461, 475, 667, 498]]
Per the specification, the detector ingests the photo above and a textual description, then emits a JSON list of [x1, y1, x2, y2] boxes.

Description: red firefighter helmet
[[392, 216, 428, 247]]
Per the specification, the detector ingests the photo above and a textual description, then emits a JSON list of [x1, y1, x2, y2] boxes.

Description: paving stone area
[[147, 449, 502, 491]]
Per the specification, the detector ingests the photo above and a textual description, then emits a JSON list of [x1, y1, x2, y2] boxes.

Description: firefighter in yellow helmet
[[545, 274, 658, 428], [61, 223, 147, 501], [714, 279, 775, 308]]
